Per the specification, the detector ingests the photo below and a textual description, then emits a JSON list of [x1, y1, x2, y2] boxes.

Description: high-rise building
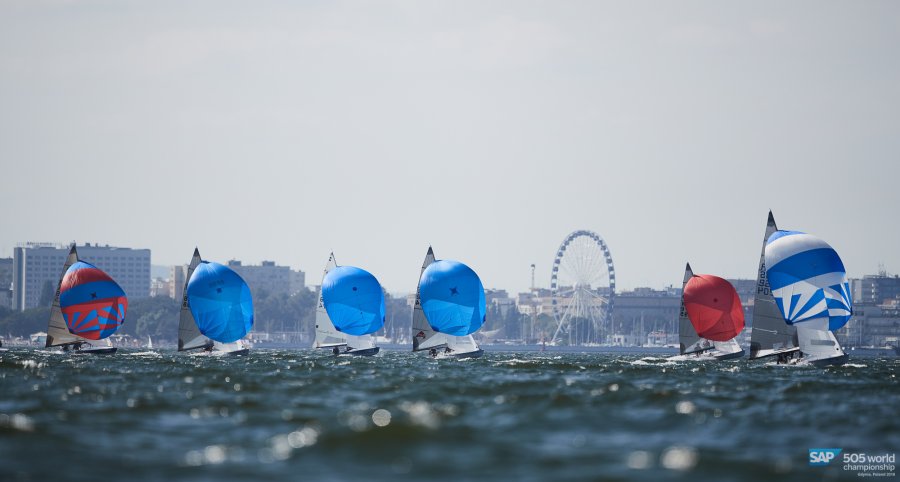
[[853, 275, 900, 304], [0, 257, 13, 290], [0, 257, 12, 309], [169, 265, 187, 300], [12, 242, 151, 311], [289, 269, 306, 294]]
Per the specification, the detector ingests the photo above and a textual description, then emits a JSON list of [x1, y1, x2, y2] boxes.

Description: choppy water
[[0, 348, 897, 482]]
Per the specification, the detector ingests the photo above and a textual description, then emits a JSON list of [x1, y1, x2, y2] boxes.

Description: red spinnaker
[[683, 274, 744, 341]]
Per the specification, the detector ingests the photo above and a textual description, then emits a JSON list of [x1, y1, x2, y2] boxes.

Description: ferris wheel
[[550, 230, 616, 345]]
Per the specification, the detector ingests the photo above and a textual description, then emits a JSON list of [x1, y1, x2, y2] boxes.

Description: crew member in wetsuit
[[430, 348, 437, 358], [332, 346, 340, 356]]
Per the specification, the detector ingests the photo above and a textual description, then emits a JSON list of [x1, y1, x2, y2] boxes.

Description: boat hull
[[72, 347, 117, 355], [667, 350, 743, 362], [346, 347, 380, 356], [714, 349, 745, 361], [433, 348, 484, 360], [805, 353, 849, 367]]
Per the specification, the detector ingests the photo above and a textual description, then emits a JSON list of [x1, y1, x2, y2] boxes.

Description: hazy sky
[[1, 1, 898, 295]]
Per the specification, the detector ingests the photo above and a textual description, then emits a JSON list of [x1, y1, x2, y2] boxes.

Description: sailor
[[430, 348, 437, 358], [332, 346, 340, 356]]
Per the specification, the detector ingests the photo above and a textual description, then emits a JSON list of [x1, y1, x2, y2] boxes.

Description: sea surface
[[1, 348, 897, 482]]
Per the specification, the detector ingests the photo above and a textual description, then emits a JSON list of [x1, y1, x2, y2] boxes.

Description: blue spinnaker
[[765, 230, 852, 331], [419, 260, 485, 336], [322, 266, 385, 336], [187, 261, 254, 343]]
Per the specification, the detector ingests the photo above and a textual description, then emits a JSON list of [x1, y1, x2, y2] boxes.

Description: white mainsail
[[314, 252, 348, 348], [411, 247, 452, 351], [177, 248, 212, 351], [748, 212, 799, 359], [46, 245, 86, 347]]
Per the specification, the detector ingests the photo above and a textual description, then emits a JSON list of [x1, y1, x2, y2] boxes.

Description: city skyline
[[1, 2, 898, 294], [6, 238, 900, 300]]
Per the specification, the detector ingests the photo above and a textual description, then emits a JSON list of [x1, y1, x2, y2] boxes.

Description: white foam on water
[[495, 358, 533, 366], [631, 357, 678, 366]]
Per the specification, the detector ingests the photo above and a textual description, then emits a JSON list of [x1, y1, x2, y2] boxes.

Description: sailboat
[[146, 336, 153, 350], [313, 252, 384, 356], [411, 247, 485, 359], [177, 248, 252, 356], [45, 245, 126, 355], [670, 263, 745, 361], [749, 212, 850, 366]]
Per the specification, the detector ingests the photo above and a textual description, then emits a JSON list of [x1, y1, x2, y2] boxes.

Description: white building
[[226, 260, 305, 298]]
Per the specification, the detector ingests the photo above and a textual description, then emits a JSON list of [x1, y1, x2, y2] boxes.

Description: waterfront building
[[12, 242, 150, 311], [226, 260, 306, 298]]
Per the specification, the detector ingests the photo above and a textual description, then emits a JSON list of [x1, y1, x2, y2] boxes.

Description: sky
[[1, 1, 898, 295]]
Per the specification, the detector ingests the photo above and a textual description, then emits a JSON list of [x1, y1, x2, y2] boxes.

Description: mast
[[46, 245, 85, 347], [411, 246, 449, 351], [177, 248, 211, 351], [313, 252, 347, 348], [748, 211, 799, 359]]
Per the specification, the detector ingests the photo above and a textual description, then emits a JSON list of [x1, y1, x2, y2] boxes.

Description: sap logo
[[809, 448, 842, 466]]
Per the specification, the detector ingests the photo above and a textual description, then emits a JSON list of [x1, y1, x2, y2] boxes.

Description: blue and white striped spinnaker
[[764, 231, 852, 331]]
